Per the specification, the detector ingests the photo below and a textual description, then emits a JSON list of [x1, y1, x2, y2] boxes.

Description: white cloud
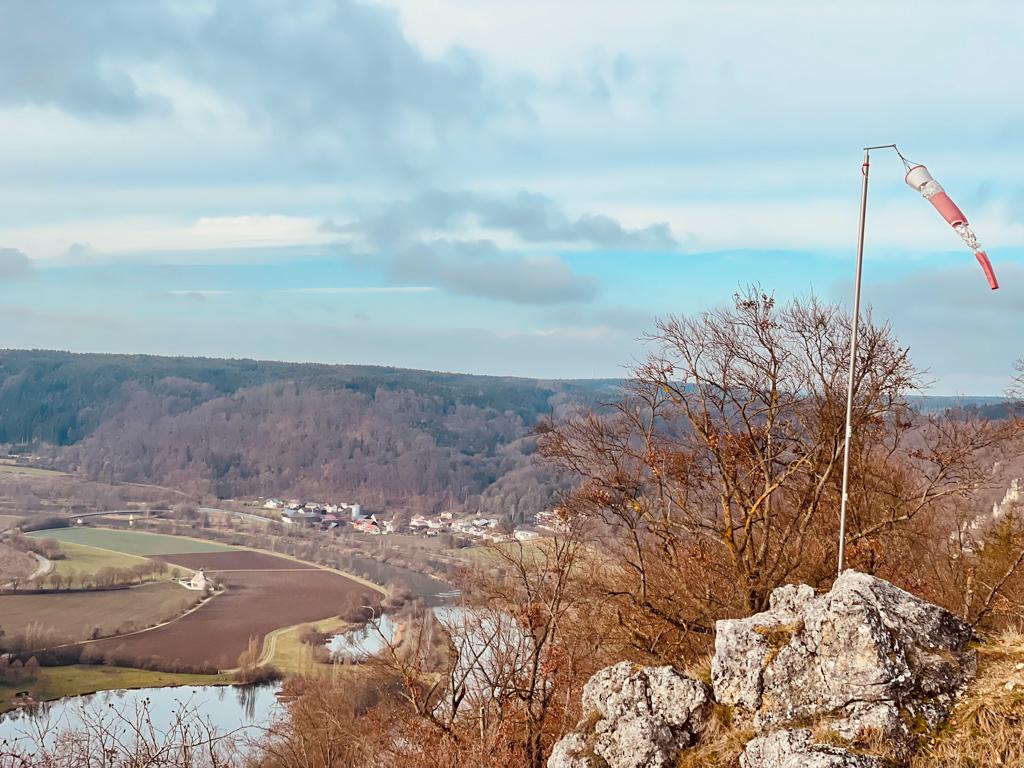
[[601, 198, 1024, 253], [4, 215, 338, 262], [278, 286, 436, 295], [167, 286, 437, 296]]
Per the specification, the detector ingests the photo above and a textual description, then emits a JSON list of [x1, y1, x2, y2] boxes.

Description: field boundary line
[[195, 567, 319, 573], [33, 525, 388, 596], [228, 614, 348, 673], [31, 526, 234, 556], [40, 539, 196, 577], [56, 588, 226, 649], [229, 547, 388, 595]]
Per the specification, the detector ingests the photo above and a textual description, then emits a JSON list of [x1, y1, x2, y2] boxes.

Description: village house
[[536, 509, 569, 533], [281, 508, 322, 525], [352, 517, 382, 535]]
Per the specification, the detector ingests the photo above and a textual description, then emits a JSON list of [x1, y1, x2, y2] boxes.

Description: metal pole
[[838, 149, 871, 576]]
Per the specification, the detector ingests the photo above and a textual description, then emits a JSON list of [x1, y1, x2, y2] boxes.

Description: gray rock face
[[547, 662, 712, 768], [552, 573, 975, 768], [712, 570, 976, 748], [740, 729, 882, 768]]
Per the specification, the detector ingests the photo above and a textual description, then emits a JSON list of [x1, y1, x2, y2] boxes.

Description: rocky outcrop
[[550, 572, 977, 768], [740, 729, 881, 768], [712, 570, 976, 753], [547, 662, 712, 768]]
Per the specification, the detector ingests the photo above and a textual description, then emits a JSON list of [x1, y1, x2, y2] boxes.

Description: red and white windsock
[[905, 164, 998, 290]]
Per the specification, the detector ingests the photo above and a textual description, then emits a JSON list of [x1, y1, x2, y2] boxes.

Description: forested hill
[[0, 349, 621, 516]]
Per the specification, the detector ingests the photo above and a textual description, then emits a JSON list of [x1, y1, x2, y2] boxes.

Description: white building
[[178, 569, 208, 591]]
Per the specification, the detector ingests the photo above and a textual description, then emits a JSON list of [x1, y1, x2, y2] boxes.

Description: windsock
[[905, 165, 998, 290]]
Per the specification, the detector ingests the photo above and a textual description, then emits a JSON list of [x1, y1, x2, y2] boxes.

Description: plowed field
[[87, 550, 379, 670]]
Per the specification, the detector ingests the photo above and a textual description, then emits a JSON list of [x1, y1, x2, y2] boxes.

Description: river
[[3, 601, 463, 755], [0, 683, 281, 755]]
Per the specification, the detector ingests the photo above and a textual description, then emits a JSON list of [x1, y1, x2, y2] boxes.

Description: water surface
[[0, 683, 281, 754]]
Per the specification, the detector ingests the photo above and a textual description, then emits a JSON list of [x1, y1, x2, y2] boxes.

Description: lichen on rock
[[547, 662, 712, 768], [740, 728, 882, 768], [552, 572, 978, 768], [712, 570, 976, 751]]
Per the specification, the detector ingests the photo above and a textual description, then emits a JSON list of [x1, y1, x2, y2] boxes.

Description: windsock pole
[[837, 145, 996, 576], [837, 146, 879, 576]]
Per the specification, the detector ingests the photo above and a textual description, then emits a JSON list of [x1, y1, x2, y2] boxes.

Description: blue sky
[[1, 0, 1023, 393]]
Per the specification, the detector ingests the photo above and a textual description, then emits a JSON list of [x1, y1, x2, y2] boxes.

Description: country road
[[1, 552, 50, 590], [28, 552, 51, 581]]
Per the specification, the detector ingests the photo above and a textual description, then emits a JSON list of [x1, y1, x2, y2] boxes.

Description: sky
[[1, 0, 1023, 393]]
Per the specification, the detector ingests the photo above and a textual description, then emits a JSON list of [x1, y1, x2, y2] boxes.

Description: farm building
[[178, 569, 208, 591]]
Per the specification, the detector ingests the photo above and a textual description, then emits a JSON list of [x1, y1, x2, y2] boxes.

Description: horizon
[[1, 1, 1022, 393], [0, 346, 1011, 399]]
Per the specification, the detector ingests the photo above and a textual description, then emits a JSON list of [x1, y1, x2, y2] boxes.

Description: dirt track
[[89, 551, 378, 669]]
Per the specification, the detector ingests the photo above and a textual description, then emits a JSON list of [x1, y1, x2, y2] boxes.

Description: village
[[258, 498, 565, 543]]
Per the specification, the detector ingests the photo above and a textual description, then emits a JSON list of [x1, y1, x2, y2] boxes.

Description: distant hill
[[909, 394, 1009, 413], [0, 349, 623, 518], [0, 349, 1011, 518]]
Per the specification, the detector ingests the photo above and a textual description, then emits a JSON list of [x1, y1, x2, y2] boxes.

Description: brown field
[[88, 551, 379, 669], [149, 550, 318, 571], [0, 582, 200, 644]]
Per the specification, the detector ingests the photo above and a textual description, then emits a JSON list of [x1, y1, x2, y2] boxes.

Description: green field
[[46, 541, 188, 580], [0, 581, 201, 644], [27, 527, 235, 556], [0, 666, 232, 713], [260, 615, 346, 673]]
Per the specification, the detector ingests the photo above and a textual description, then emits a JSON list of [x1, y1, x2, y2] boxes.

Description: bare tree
[[537, 288, 1020, 660], [0, 695, 242, 767]]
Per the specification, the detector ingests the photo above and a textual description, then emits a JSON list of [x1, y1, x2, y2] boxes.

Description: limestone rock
[[547, 662, 712, 768], [740, 729, 882, 768], [712, 570, 976, 749], [547, 732, 592, 768]]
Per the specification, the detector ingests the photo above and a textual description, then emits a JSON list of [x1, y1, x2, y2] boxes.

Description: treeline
[[2, 638, 220, 676], [4, 532, 65, 560], [36, 560, 172, 591], [0, 654, 41, 685], [1, 531, 177, 591], [117, 516, 455, 595], [0, 350, 619, 515]]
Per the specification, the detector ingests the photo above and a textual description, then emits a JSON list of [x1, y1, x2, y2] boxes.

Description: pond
[[0, 683, 281, 755]]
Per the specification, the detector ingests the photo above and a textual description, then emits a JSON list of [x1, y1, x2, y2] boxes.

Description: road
[[1, 552, 50, 590], [199, 506, 277, 525], [56, 507, 274, 525], [28, 552, 51, 581]]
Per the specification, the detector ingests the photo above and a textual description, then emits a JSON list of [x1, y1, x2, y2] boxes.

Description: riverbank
[[0, 665, 233, 713], [2, 523, 451, 711]]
